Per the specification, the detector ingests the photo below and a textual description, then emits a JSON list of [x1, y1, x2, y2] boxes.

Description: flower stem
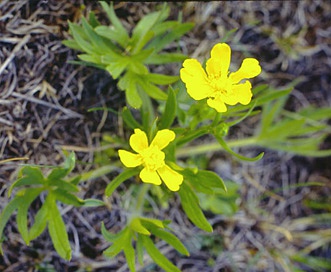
[[176, 136, 259, 158], [211, 112, 222, 127], [135, 183, 150, 213]]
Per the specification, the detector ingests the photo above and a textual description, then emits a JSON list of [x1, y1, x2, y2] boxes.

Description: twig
[[0, 34, 31, 76]]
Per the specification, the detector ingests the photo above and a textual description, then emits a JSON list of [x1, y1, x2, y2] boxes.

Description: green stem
[[135, 183, 150, 213], [176, 136, 259, 158], [211, 112, 222, 127]]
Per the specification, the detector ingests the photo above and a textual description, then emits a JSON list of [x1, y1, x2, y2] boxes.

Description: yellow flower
[[180, 43, 261, 112], [118, 129, 183, 191]]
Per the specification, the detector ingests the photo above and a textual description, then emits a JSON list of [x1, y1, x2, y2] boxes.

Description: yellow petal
[[180, 59, 213, 100], [151, 129, 175, 150], [207, 43, 231, 79], [118, 150, 142, 167], [130, 129, 148, 153], [207, 97, 227, 112], [140, 167, 162, 185], [157, 165, 183, 191], [230, 58, 261, 84], [232, 81, 252, 105]]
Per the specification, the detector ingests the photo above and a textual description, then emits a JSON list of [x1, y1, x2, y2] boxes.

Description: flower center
[[140, 146, 165, 171], [208, 75, 233, 98]]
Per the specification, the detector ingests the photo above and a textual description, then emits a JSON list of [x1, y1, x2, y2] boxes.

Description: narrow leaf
[[159, 87, 177, 129], [105, 168, 140, 197], [46, 194, 72, 260], [29, 202, 49, 241], [83, 198, 105, 207], [178, 182, 212, 232], [8, 166, 45, 197], [144, 53, 187, 65], [122, 107, 142, 130], [214, 135, 264, 162], [141, 235, 181, 272], [17, 188, 44, 244], [52, 189, 84, 207], [142, 221, 189, 256]]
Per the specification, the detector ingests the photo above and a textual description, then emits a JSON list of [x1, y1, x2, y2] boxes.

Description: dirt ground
[[0, 1, 330, 271]]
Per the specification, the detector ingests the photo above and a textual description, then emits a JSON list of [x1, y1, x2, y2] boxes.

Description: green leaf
[[260, 97, 287, 136], [101, 222, 118, 243], [128, 60, 149, 75], [150, 20, 179, 36], [291, 254, 331, 271], [126, 78, 142, 109], [182, 168, 227, 193], [146, 22, 194, 53], [178, 182, 212, 232], [176, 127, 209, 146], [52, 189, 84, 207], [47, 152, 76, 181], [141, 235, 181, 272], [99, 2, 129, 47], [131, 48, 154, 62], [106, 57, 129, 79], [226, 100, 257, 127], [140, 218, 164, 229], [143, 73, 179, 85], [220, 27, 238, 42], [88, 11, 101, 28], [68, 22, 95, 55], [122, 107, 142, 130], [46, 193, 72, 260], [16, 188, 44, 244], [255, 88, 292, 106], [105, 168, 140, 197], [95, 25, 128, 48], [81, 17, 111, 54], [298, 106, 331, 121], [123, 240, 136, 272], [0, 195, 23, 254], [62, 39, 83, 51], [131, 5, 169, 54], [145, 53, 187, 65], [130, 218, 150, 235], [48, 179, 79, 192], [136, 234, 144, 265], [214, 135, 264, 162], [29, 202, 49, 241], [159, 87, 177, 129], [78, 54, 103, 64], [137, 79, 167, 100], [83, 198, 105, 207], [8, 166, 45, 197], [142, 221, 189, 256]]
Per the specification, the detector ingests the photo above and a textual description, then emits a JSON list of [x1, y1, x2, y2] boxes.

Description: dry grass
[[0, 1, 330, 271]]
